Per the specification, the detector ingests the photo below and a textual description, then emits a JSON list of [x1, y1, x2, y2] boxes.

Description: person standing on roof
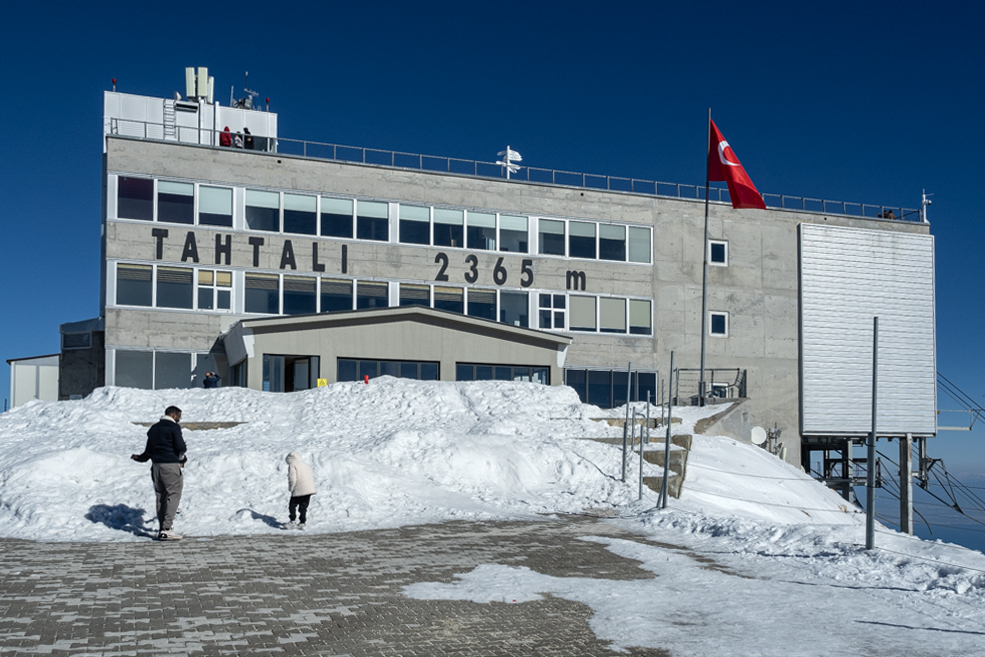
[[220, 126, 232, 147], [243, 127, 255, 150], [131, 406, 187, 540]]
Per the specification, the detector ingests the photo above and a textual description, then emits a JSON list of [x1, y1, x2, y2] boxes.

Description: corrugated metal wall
[[800, 224, 936, 436]]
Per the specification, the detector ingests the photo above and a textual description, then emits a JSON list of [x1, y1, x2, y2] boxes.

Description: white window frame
[[708, 240, 729, 267], [709, 311, 729, 337]]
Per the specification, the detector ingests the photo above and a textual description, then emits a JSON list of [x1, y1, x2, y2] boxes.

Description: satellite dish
[[751, 426, 767, 446]]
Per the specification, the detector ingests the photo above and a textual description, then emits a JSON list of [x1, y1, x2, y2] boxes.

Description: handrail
[[107, 118, 924, 223]]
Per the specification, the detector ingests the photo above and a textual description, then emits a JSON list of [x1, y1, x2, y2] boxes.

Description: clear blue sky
[[1, 2, 982, 478]]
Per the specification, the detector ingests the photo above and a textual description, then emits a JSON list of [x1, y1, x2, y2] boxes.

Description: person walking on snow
[[286, 452, 316, 529], [131, 406, 187, 540]]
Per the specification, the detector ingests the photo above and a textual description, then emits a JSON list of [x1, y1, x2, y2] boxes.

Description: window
[[710, 311, 729, 337], [117, 177, 153, 220], [434, 286, 464, 313], [539, 219, 565, 255], [400, 283, 430, 307], [565, 368, 658, 407], [434, 208, 464, 248], [599, 224, 626, 261], [157, 181, 194, 224], [246, 190, 280, 232], [320, 278, 353, 313], [456, 363, 549, 384], [356, 280, 388, 309], [156, 266, 193, 309], [569, 295, 597, 332], [539, 293, 566, 330], [198, 270, 232, 310], [628, 226, 651, 264], [284, 194, 317, 235], [709, 240, 728, 266], [155, 352, 192, 389], [466, 212, 495, 250], [116, 264, 153, 306], [588, 370, 612, 407], [629, 299, 652, 335], [467, 289, 496, 320], [565, 369, 586, 401], [399, 205, 430, 245], [283, 276, 317, 315], [500, 291, 528, 327], [115, 350, 153, 389], [199, 186, 233, 227], [569, 221, 596, 259], [499, 215, 528, 253], [245, 273, 279, 314], [338, 358, 439, 381], [321, 197, 353, 238], [599, 297, 626, 334], [356, 200, 389, 241]]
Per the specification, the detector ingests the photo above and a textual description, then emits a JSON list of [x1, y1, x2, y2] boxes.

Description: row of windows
[[564, 369, 658, 409], [114, 263, 656, 336], [114, 350, 217, 390], [115, 176, 652, 263]]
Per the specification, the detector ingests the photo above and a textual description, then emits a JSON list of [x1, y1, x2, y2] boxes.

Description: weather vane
[[496, 146, 522, 179]]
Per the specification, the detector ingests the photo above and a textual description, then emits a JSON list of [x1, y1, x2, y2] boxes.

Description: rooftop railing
[[107, 118, 924, 222]]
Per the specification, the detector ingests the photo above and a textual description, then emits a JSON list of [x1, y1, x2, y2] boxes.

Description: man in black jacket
[[132, 406, 187, 540]]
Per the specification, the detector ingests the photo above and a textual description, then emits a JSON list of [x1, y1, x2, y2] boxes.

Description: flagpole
[[698, 108, 711, 408]]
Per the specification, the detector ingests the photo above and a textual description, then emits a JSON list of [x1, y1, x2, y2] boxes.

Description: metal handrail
[[107, 118, 924, 222]]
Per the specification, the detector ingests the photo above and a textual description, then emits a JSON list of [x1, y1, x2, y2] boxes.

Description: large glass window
[[320, 278, 353, 313], [569, 221, 596, 259], [588, 370, 612, 407], [115, 350, 153, 389], [569, 295, 597, 332], [356, 200, 389, 241], [599, 297, 626, 333], [356, 280, 388, 309], [466, 212, 495, 250], [339, 358, 439, 381], [199, 186, 233, 227], [284, 194, 317, 235], [539, 219, 565, 255], [434, 286, 464, 313], [629, 300, 652, 335], [157, 181, 194, 224], [156, 266, 193, 309], [499, 215, 528, 253], [456, 363, 549, 384], [155, 352, 192, 389], [565, 369, 586, 401], [246, 190, 280, 232], [628, 226, 651, 264], [284, 276, 317, 315], [467, 289, 496, 321], [538, 293, 566, 330], [599, 224, 626, 261], [400, 283, 430, 307], [399, 205, 430, 245], [245, 273, 279, 314], [321, 197, 353, 238], [500, 291, 528, 328], [116, 264, 152, 306], [434, 208, 464, 248], [197, 270, 232, 310], [117, 177, 153, 220]]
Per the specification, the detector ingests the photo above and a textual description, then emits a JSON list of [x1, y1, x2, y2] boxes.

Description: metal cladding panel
[[799, 224, 936, 436]]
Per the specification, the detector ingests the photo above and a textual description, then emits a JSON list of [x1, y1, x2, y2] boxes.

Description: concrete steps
[[580, 433, 692, 499]]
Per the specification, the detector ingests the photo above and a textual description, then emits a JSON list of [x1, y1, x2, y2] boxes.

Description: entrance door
[[263, 355, 320, 392]]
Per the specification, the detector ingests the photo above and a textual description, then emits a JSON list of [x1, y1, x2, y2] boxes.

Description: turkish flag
[[707, 120, 766, 210]]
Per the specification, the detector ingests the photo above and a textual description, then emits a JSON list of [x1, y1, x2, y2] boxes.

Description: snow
[[2, 378, 985, 654]]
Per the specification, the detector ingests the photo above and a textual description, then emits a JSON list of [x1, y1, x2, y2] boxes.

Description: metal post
[[622, 363, 631, 482], [866, 317, 879, 550], [660, 352, 675, 509], [698, 109, 712, 408], [900, 433, 913, 535], [640, 392, 649, 500]]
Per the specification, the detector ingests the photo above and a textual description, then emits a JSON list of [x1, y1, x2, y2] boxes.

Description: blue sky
[[1, 3, 982, 505]]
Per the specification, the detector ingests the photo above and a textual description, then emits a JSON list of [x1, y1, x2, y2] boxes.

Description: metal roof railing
[[107, 118, 924, 222]]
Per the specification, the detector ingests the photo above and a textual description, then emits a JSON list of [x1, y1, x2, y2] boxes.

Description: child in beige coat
[[286, 452, 316, 529]]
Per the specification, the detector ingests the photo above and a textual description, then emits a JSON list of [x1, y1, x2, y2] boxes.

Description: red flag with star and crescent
[[707, 120, 766, 210]]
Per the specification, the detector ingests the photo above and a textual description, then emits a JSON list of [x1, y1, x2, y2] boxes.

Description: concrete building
[[11, 69, 939, 468]]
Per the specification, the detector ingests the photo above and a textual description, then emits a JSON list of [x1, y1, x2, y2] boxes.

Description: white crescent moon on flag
[[718, 140, 740, 166]]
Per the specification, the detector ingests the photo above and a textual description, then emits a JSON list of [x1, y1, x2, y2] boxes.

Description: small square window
[[710, 311, 729, 337], [709, 240, 728, 266]]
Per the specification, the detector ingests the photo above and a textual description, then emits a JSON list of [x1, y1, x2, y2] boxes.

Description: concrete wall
[[103, 137, 932, 464], [59, 332, 105, 400]]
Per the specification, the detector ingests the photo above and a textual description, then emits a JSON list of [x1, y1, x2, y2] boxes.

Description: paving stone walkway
[[0, 517, 673, 656]]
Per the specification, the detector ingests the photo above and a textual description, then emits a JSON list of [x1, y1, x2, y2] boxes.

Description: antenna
[[751, 426, 767, 446], [921, 189, 933, 223], [496, 145, 522, 179]]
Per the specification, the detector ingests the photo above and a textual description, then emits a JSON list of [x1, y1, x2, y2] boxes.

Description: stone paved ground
[[0, 516, 675, 656]]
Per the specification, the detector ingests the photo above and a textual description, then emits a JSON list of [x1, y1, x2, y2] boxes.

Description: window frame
[[709, 311, 729, 337], [709, 240, 729, 267]]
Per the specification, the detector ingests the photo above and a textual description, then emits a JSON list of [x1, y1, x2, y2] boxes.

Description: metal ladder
[[163, 100, 177, 141]]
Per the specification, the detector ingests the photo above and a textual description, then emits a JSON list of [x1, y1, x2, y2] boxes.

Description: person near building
[[220, 126, 232, 147], [131, 406, 187, 540], [243, 127, 254, 150], [203, 372, 221, 388], [233, 131, 243, 149], [285, 452, 316, 529]]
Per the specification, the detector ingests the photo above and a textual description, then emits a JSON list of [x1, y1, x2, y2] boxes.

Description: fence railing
[[672, 368, 747, 406], [107, 118, 923, 222]]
